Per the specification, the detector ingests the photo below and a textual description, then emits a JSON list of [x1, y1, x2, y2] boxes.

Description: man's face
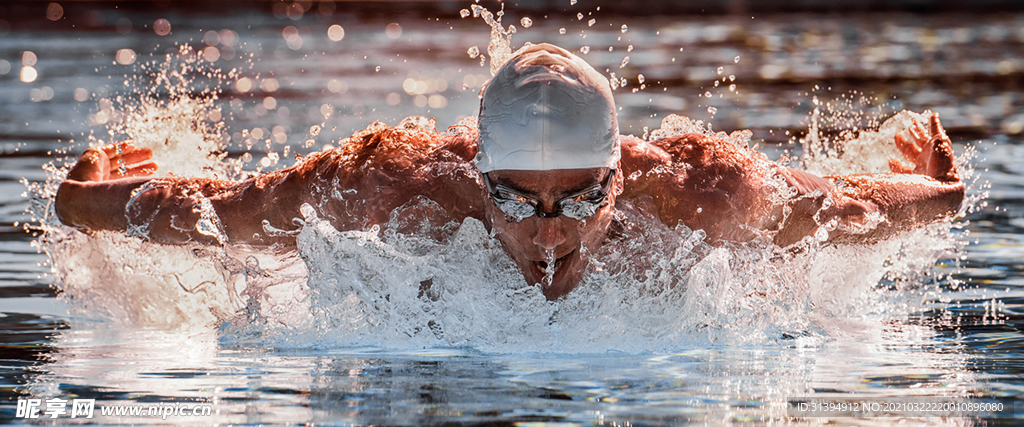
[[483, 167, 619, 300]]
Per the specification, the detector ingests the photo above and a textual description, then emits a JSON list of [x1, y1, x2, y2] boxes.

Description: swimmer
[[54, 44, 965, 300]]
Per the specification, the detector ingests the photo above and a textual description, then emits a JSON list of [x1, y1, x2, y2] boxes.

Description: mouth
[[531, 250, 574, 286]]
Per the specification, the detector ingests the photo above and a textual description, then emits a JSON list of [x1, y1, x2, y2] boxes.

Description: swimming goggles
[[483, 169, 616, 222]]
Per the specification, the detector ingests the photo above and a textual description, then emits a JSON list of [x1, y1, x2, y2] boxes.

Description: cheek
[[578, 208, 614, 247]]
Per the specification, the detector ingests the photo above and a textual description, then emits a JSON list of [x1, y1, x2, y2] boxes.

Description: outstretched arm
[[618, 113, 965, 246], [772, 113, 965, 246], [55, 124, 485, 246]]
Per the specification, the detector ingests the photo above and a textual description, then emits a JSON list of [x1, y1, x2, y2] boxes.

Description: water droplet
[[637, 74, 645, 83], [577, 13, 583, 20], [707, 106, 717, 115], [620, 77, 626, 87], [717, 66, 724, 75], [734, 55, 740, 63], [729, 84, 736, 92], [303, 139, 315, 148], [460, 9, 470, 18], [242, 152, 253, 162], [467, 46, 480, 58], [714, 80, 719, 87], [571, 0, 577, 4], [375, 66, 381, 72], [704, 91, 712, 98], [627, 44, 634, 52], [729, 75, 736, 82], [579, 46, 590, 54], [521, 17, 532, 28], [621, 24, 628, 33], [559, 27, 566, 35], [620, 56, 629, 68], [588, 19, 595, 27], [610, 73, 619, 89], [309, 125, 321, 137]]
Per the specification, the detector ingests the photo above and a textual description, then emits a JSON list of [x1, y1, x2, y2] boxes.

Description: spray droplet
[[729, 75, 736, 82], [627, 45, 634, 52], [375, 66, 381, 72], [734, 55, 740, 63], [588, 19, 595, 26], [704, 91, 712, 98], [309, 125, 321, 137], [609, 73, 619, 89], [559, 27, 566, 35], [729, 84, 736, 92], [717, 66, 724, 75], [304, 139, 315, 148], [621, 24, 628, 33], [620, 77, 626, 87], [570, 0, 577, 4], [714, 80, 719, 87], [620, 56, 629, 68], [577, 12, 583, 20], [460, 9, 470, 18], [707, 106, 717, 115], [520, 17, 532, 28], [580, 46, 590, 54], [467, 46, 480, 58], [637, 74, 645, 83]]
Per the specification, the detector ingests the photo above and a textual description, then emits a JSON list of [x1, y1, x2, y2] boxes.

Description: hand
[[66, 142, 157, 182], [889, 113, 960, 183]]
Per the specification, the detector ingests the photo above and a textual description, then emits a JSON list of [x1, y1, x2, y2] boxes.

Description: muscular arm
[[618, 113, 965, 246], [55, 123, 485, 246]]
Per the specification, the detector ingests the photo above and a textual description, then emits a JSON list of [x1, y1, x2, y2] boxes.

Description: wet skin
[[55, 114, 965, 300]]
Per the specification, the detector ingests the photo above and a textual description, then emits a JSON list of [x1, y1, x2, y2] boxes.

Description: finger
[[66, 148, 109, 182], [893, 132, 921, 160], [110, 161, 158, 178], [100, 141, 141, 158], [907, 118, 924, 141], [929, 113, 949, 142], [888, 157, 914, 174], [111, 147, 153, 166]]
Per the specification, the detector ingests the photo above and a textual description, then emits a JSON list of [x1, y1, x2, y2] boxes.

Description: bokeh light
[[115, 17, 132, 34], [202, 46, 220, 62], [22, 51, 37, 67], [327, 24, 345, 42], [282, 26, 302, 50], [153, 18, 171, 36], [46, 3, 63, 21], [327, 79, 348, 94], [385, 23, 402, 39], [235, 77, 252, 93], [260, 78, 280, 92], [115, 48, 136, 65], [20, 66, 38, 83]]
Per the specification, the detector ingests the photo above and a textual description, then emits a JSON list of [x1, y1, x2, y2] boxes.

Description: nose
[[532, 217, 567, 251]]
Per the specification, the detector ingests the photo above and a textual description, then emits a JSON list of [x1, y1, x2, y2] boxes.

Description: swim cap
[[475, 43, 619, 173]]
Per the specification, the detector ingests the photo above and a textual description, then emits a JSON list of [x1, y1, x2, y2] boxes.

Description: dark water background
[[1, 1, 1023, 424]]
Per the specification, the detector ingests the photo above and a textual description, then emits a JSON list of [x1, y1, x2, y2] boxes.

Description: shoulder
[[296, 119, 479, 178]]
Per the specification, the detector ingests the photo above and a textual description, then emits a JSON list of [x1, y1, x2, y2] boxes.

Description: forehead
[[488, 168, 609, 196]]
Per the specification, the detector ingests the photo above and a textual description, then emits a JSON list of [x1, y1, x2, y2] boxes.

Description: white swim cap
[[475, 43, 619, 173]]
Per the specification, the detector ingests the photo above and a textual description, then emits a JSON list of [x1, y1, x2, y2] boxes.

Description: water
[[3, 2, 1024, 424]]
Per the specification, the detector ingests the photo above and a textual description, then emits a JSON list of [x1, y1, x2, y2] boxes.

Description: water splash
[[469, 4, 516, 76]]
